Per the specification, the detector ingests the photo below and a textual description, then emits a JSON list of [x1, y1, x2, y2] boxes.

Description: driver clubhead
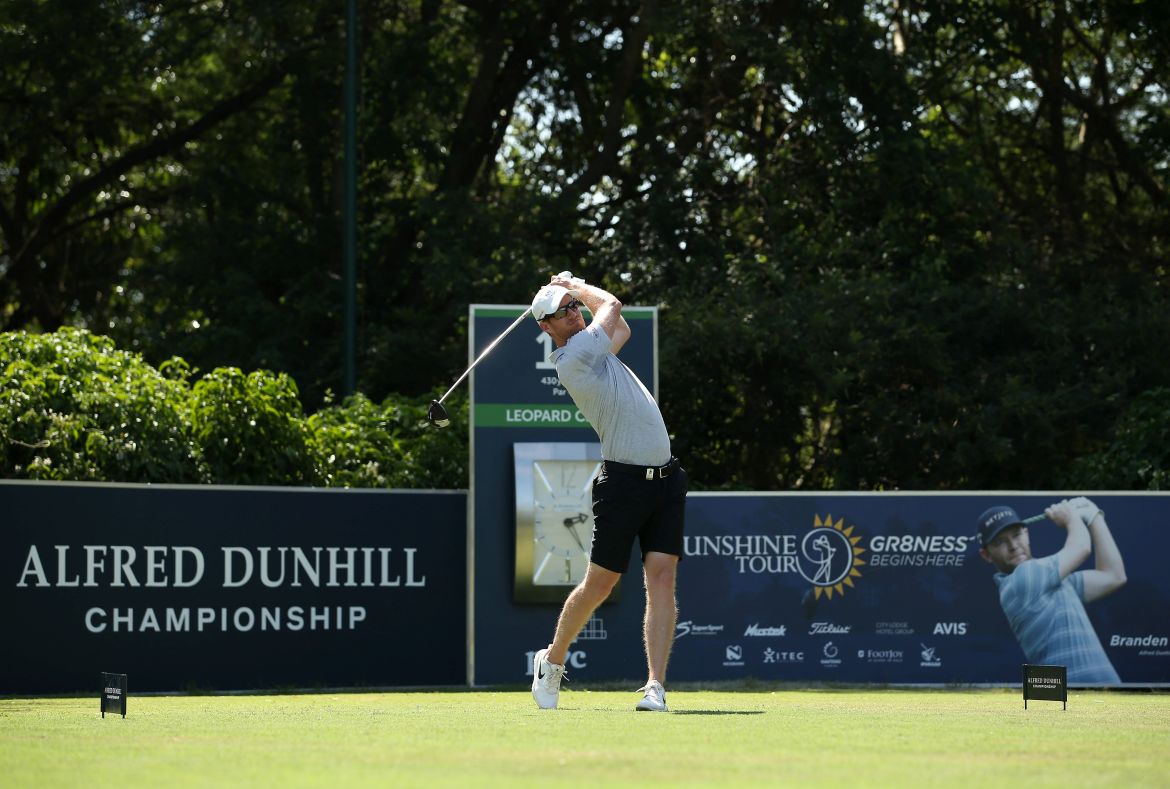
[[427, 399, 450, 428]]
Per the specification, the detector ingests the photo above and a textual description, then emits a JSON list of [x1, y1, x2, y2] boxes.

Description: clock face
[[513, 442, 617, 604], [531, 459, 601, 586]]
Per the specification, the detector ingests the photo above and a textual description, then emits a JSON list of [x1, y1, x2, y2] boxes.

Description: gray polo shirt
[[550, 323, 671, 466], [995, 554, 1120, 683]]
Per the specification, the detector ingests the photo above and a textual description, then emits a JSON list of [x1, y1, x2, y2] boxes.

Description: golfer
[[977, 497, 1126, 683], [528, 273, 687, 712]]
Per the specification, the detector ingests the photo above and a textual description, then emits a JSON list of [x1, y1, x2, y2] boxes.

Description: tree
[[3, 0, 1168, 490], [0, 1, 331, 332]]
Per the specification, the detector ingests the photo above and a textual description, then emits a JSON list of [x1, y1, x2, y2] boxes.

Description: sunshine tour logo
[[685, 514, 867, 601], [685, 512, 983, 601]]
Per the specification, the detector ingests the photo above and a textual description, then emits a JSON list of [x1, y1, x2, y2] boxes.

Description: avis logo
[[933, 622, 967, 635]]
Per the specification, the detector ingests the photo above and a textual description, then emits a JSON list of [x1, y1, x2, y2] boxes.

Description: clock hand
[[562, 514, 588, 552]]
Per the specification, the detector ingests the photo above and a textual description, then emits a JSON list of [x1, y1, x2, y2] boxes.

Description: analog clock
[[513, 442, 618, 603]]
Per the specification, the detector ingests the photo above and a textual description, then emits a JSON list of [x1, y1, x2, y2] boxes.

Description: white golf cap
[[531, 284, 572, 321]]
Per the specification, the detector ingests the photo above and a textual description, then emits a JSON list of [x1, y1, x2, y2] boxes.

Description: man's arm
[[1069, 498, 1127, 602], [552, 277, 631, 354], [1046, 500, 1091, 579]]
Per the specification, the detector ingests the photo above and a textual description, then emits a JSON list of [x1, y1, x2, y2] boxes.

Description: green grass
[[1, 688, 1167, 787]]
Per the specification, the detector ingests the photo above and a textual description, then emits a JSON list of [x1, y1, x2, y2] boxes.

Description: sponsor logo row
[[522, 618, 1170, 674], [676, 620, 971, 638], [679, 620, 1170, 658], [720, 641, 946, 668]]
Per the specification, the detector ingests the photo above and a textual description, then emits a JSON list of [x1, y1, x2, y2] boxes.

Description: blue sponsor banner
[[673, 493, 1170, 686], [1, 482, 466, 694]]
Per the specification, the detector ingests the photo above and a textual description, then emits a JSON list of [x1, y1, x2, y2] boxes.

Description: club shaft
[[437, 308, 531, 405], [1022, 513, 1046, 524]]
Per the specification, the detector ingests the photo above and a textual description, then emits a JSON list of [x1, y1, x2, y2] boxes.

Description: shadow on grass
[[671, 710, 765, 715]]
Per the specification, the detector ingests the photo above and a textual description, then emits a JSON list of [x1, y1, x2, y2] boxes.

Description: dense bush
[[1070, 389, 1170, 491], [0, 329, 467, 488], [309, 390, 468, 489], [190, 367, 317, 485], [0, 329, 200, 482]]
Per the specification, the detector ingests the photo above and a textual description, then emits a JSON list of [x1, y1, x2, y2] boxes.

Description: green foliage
[[0, 328, 466, 488], [3, 2, 1168, 490], [189, 367, 317, 486], [309, 390, 468, 489], [1069, 389, 1170, 490], [0, 328, 199, 481]]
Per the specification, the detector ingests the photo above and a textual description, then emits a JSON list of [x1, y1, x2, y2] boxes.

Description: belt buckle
[[645, 468, 654, 481]]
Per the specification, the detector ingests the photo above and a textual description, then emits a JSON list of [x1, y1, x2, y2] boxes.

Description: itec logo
[[525, 650, 586, 675], [798, 515, 867, 602]]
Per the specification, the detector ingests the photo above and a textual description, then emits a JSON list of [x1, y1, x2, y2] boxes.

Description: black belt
[[602, 457, 679, 481]]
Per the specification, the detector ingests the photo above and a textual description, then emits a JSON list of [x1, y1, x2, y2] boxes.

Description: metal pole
[[342, 0, 358, 397]]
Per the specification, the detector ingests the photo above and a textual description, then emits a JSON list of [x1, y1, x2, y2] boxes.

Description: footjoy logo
[[858, 649, 904, 664], [744, 624, 787, 637], [675, 621, 724, 639], [723, 644, 745, 667], [920, 644, 941, 667]]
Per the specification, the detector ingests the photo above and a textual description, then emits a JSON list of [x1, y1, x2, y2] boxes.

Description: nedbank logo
[[799, 514, 867, 601]]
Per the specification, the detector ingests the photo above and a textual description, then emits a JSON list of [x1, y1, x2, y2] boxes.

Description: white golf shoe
[[635, 680, 668, 712], [531, 647, 567, 709]]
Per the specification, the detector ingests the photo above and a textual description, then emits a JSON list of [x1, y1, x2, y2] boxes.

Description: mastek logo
[[744, 624, 787, 637], [675, 621, 724, 639], [933, 622, 967, 635]]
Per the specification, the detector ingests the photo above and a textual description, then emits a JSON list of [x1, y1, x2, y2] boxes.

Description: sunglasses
[[546, 299, 581, 320]]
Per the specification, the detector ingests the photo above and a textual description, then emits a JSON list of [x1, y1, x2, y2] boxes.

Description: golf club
[[427, 307, 532, 428]]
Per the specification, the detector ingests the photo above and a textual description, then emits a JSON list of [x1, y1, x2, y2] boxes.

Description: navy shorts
[[589, 458, 688, 574]]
